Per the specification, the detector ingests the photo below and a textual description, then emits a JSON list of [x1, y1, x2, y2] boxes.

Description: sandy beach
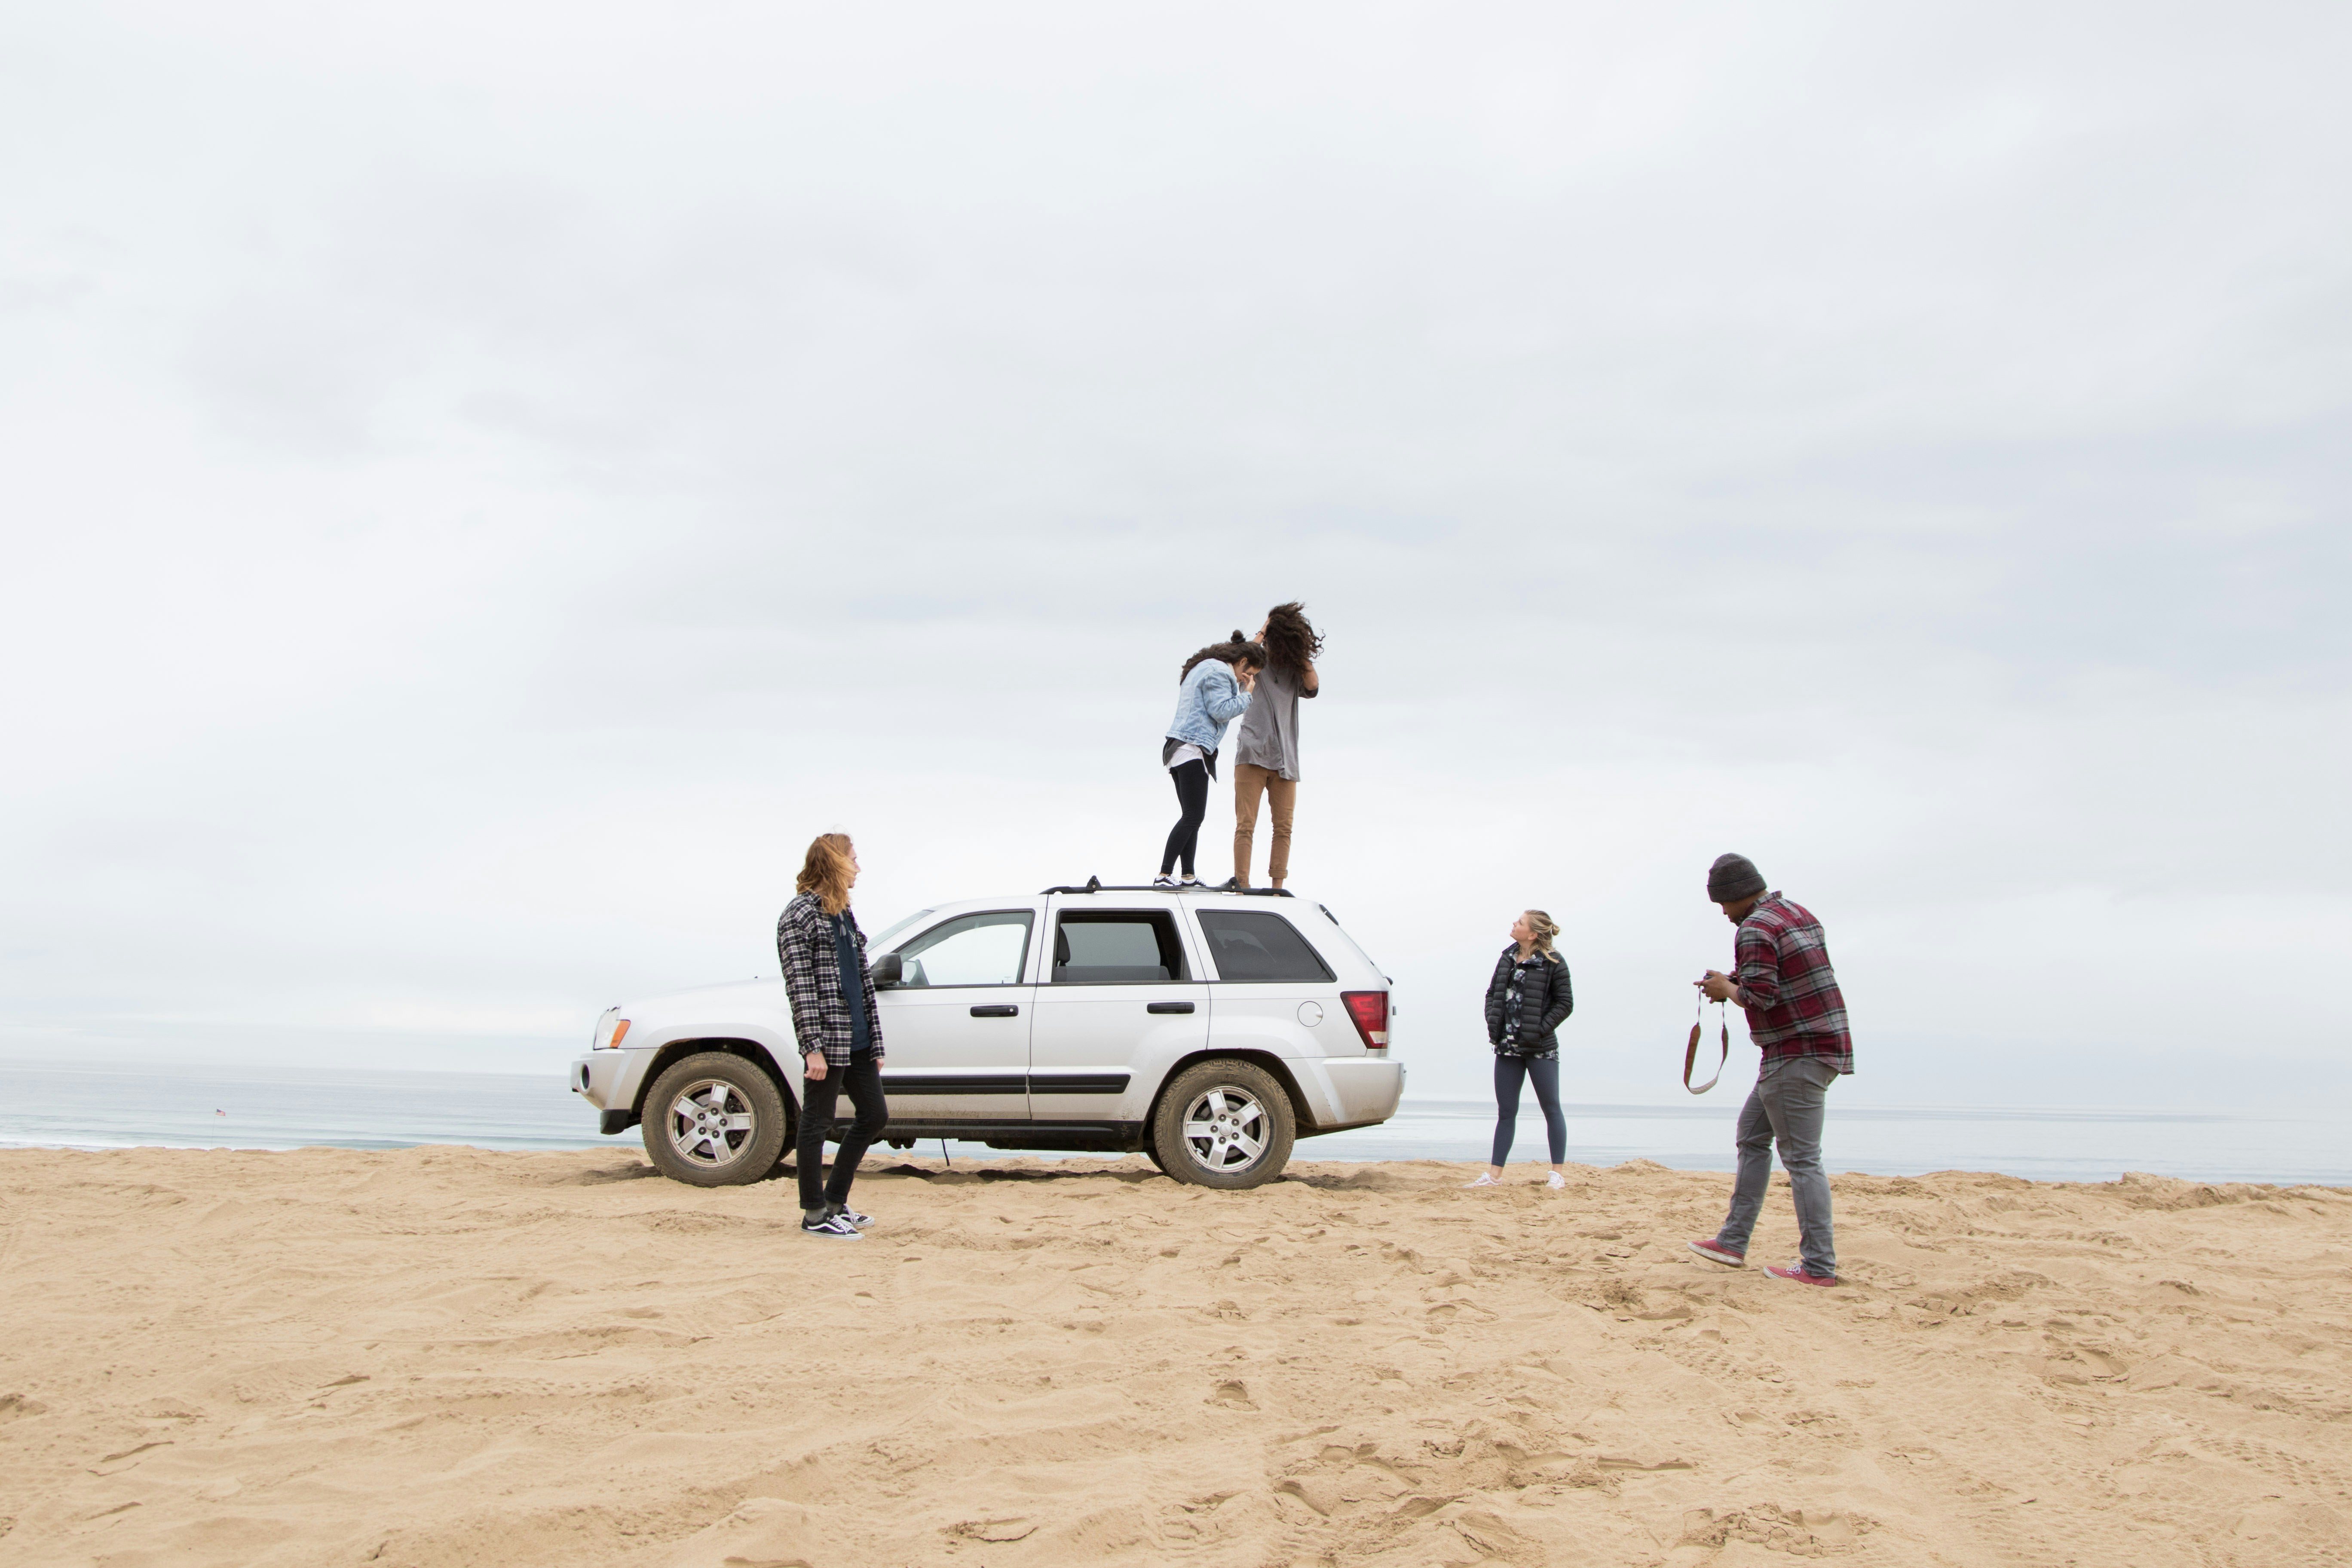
[[2, 1147, 2347, 1567]]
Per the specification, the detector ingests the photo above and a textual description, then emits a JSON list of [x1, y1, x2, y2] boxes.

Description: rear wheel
[[640, 1052, 789, 1187], [1151, 1060, 1295, 1190]]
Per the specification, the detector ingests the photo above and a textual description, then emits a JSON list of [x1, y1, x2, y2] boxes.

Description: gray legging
[[1491, 1054, 1567, 1166]]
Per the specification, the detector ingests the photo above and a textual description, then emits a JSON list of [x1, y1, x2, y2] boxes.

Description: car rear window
[[1197, 911, 1335, 983]]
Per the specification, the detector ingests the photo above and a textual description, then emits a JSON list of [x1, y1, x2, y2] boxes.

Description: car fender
[[1143, 1046, 1324, 1130], [626, 1024, 800, 1115]]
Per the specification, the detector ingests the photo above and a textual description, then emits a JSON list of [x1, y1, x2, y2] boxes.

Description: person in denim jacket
[[1157, 632, 1265, 887]]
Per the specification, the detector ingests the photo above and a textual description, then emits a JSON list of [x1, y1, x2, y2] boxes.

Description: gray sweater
[[1232, 663, 1314, 780]]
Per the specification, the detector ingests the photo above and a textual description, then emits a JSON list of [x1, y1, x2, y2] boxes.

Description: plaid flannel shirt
[[775, 894, 886, 1069], [1733, 891, 1852, 1074]]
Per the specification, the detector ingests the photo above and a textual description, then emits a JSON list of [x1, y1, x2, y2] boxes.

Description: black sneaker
[[801, 1213, 864, 1239], [830, 1205, 873, 1229], [1152, 875, 1178, 888]]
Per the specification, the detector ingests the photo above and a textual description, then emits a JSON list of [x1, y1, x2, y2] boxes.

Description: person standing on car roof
[[1686, 853, 1852, 1286], [1229, 602, 1321, 891], [1157, 632, 1265, 889], [1467, 910, 1575, 1191], [776, 832, 889, 1240]]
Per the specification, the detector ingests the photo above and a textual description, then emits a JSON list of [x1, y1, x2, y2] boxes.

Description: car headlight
[[592, 1008, 632, 1050]]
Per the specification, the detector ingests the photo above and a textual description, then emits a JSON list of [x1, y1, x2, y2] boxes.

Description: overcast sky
[[4, 2, 2346, 1109]]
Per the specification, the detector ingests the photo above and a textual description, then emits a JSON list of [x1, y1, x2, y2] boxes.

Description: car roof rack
[[1041, 877, 1293, 897]]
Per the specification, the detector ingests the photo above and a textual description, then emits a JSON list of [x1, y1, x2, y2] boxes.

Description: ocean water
[[0, 1060, 2343, 1186], [1323, 1099, 2352, 1187]]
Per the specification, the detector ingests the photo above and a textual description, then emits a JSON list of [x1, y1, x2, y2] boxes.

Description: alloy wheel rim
[[1180, 1085, 1267, 1173], [668, 1079, 755, 1168]]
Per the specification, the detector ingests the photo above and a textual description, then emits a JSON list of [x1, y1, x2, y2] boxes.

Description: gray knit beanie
[[1706, 853, 1766, 903]]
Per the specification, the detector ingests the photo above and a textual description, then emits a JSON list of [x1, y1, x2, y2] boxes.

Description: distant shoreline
[[3, 1057, 2347, 1185]]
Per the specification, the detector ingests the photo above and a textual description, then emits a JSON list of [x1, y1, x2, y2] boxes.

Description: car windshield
[[867, 908, 935, 950]]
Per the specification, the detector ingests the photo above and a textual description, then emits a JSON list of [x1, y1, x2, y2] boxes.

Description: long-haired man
[[776, 833, 889, 1238]]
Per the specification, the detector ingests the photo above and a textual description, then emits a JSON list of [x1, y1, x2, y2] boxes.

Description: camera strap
[[1684, 992, 1728, 1094]]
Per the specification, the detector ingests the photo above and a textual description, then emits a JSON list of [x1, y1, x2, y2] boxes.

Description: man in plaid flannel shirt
[[775, 836, 890, 1239], [1687, 853, 1850, 1284]]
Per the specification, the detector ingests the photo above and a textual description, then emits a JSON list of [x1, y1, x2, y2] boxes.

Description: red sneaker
[[1687, 1238, 1746, 1268], [1763, 1263, 1838, 1286]]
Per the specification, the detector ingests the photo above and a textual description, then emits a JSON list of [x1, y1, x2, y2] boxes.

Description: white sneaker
[[1547, 1171, 1566, 1190], [1463, 1172, 1499, 1188]]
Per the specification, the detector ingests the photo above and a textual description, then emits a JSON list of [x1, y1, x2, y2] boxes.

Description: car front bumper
[[570, 1050, 655, 1134]]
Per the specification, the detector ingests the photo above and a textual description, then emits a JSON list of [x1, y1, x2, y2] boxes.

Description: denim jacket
[[1165, 660, 1252, 753]]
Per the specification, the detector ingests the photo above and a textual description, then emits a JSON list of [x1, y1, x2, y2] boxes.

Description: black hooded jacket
[[1483, 946, 1574, 1057]]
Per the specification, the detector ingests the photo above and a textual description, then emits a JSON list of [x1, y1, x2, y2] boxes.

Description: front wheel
[[640, 1052, 789, 1187], [1151, 1060, 1295, 1190]]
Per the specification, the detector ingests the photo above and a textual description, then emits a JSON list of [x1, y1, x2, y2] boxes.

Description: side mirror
[[868, 952, 903, 989]]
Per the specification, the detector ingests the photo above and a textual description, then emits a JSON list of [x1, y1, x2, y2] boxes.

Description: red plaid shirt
[[1733, 892, 1852, 1073]]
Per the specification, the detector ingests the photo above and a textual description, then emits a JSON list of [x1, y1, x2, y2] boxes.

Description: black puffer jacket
[[1483, 946, 1574, 1057]]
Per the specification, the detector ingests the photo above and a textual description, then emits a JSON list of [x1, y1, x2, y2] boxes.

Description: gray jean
[[1715, 1054, 1841, 1277]]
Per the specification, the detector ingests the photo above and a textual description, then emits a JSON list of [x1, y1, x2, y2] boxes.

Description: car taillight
[[1340, 990, 1388, 1052]]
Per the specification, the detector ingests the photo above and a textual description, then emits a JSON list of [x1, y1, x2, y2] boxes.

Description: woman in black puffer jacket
[[1468, 910, 1575, 1189]]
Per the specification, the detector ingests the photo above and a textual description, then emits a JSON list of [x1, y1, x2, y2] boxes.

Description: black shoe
[[801, 1213, 864, 1239], [830, 1204, 873, 1229]]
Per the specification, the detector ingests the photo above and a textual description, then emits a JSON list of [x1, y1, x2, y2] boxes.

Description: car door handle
[[969, 1004, 1020, 1018], [1146, 1001, 1195, 1014]]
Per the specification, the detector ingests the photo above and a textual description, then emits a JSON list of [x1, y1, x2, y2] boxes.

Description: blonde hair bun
[[1523, 909, 1561, 956]]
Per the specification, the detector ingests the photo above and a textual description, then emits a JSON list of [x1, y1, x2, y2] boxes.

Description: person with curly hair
[[1229, 601, 1321, 889]]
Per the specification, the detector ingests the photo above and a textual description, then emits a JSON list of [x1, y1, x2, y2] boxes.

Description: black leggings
[[1492, 1054, 1567, 1166], [797, 1054, 888, 1212], [1161, 759, 1210, 876]]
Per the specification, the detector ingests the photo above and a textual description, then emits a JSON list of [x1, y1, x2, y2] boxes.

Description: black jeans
[[1491, 1053, 1566, 1166], [797, 1054, 888, 1213], [1161, 758, 1210, 876]]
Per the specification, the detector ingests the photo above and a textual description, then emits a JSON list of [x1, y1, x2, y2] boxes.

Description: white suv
[[570, 882, 1403, 1190]]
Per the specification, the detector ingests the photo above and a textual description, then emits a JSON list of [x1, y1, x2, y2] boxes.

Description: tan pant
[[1232, 764, 1298, 886]]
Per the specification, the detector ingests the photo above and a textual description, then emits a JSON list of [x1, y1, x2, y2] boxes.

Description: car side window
[[1196, 911, 1335, 983], [1050, 910, 1189, 983], [890, 911, 1035, 987]]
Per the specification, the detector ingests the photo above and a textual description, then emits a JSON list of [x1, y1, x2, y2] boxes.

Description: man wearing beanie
[[1686, 853, 1851, 1285]]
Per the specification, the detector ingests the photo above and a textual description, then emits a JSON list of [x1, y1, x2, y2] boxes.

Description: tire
[[640, 1052, 790, 1187], [1150, 1059, 1296, 1190]]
